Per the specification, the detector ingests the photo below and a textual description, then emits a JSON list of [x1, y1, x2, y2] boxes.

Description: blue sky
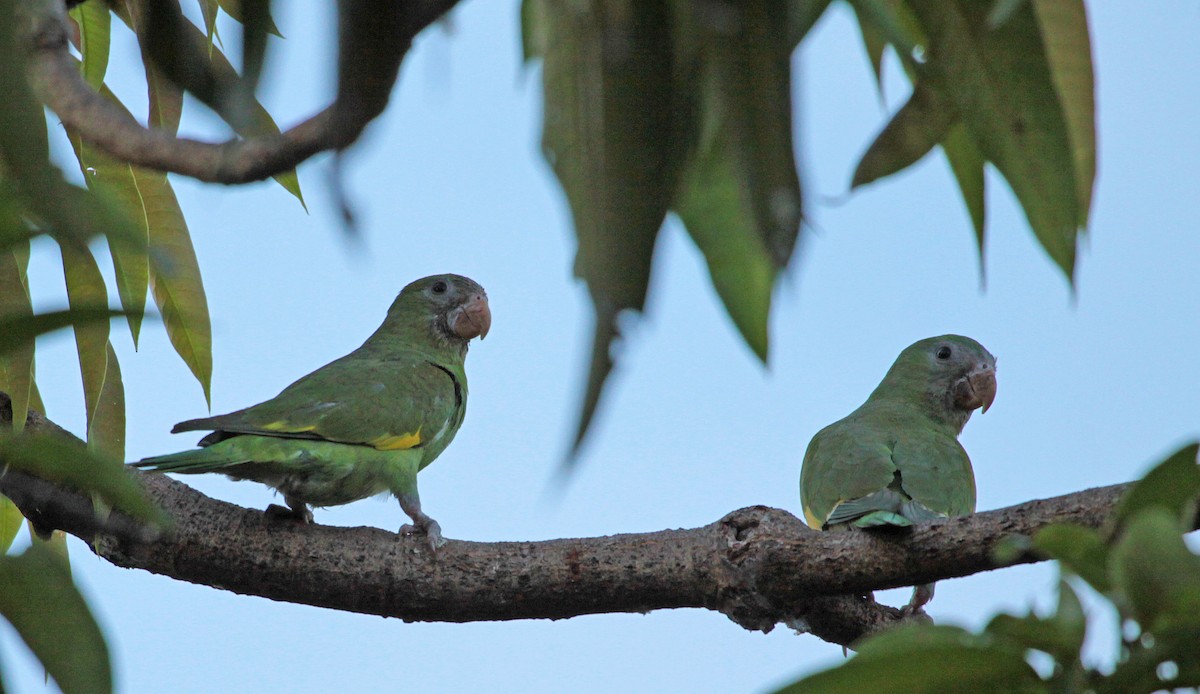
[[5, 2, 1199, 692]]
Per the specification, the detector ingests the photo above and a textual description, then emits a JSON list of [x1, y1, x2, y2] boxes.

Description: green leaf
[[852, 80, 957, 188], [1033, 523, 1110, 593], [1109, 508, 1200, 631], [237, 0, 272, 95], [674, 0, 801, 362], [985, 580, 1086, 663], [0, 309, 125, 359], [519, 0, 547, 63], [67, 106, 151, 345], [0, 433, 164, 527], [198, 0, 220, 53], [215, 0, 283, 36], [776, 624, 1042, 693], [110, 0, 186, 135], [539, 0, 681, 458], [1030, 0, 1095, 228], [0, 240, 36, 432], [1113, 442, 1200, 534], [69, 1, 112, 91], [0, 494, 23, 553], [850, 0, 890, 89], [146, 174, 213, 406], [905, 0, 1088, 281], [59, 243, 126, 460], [0, 544, 111, 694], [787, 0, 833, 46], [941, 122, 988, 278]]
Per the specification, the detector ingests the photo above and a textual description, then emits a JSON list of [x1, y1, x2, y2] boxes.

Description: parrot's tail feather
[[171, 417, 221, 434], [131, 448, 249, 474], [849, 511, 912, 528]]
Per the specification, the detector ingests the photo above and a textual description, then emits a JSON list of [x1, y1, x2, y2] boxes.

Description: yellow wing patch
[[802, 505, 825, 530], [262, 421, 316, 433], [370, 429, 422, 450]]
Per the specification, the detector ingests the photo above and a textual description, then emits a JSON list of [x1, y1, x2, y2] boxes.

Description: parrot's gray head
[[388, 274, 491, 351], [884, 335, 997, 432]]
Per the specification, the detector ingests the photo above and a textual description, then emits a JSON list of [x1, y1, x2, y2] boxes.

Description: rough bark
[[0, 393, 1138, 648], [15, 0, 460, 184]]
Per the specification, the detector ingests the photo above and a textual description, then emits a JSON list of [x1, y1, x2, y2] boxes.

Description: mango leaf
[[1030, 0, 1095, 228], [787, 0, 833, 46], [673, 0, 800, 362], [0, 544, 111, 694], [1109, 508, 1200, 631], [146, 173, 212, 406], [0, 309, 124, 358], [59, 243, 126, 460], [775, 624, 1041, 693], [0, 433, 164, 527], [1033, 523, 1110, 593], [1112, 442, 1200, 534], [852, 80, 956, 188], [215, 0, 283, 36], [198, 0, 220, 52], [110, 0, 186, 135], [0, 240, 36, 432], [537, 0, 681, 459], [0, 494, 23, 553], [985, 580, 1086, 664], [238, 0, 272, 95], [941, 122, 987, 277], [68, 1, 112, 91], [904, 0, 1090, 281], [849, 0, 889, 89], [519, 0, 546, 63]]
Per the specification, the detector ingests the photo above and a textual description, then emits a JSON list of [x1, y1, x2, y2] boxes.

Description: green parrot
[[799, 334, 996, 614], [132, 274, 491, 550]]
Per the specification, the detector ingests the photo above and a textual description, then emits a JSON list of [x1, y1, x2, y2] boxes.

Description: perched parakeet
[[132, 274, 491, 550], [799, 335, 996, 614]]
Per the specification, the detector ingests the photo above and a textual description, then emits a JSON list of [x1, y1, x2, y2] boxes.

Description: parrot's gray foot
[[396, 490, 445, 551], [899, 582, 935, 617], [264, 503, 313, 524], [399, 518, 445, 551]]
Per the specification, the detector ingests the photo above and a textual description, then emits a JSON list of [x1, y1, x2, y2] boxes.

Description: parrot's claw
[[264, 504, 313, 524], [399, 519, 446, 552]]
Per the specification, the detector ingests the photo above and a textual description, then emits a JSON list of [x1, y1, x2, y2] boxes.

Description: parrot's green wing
[[799, 416, 897, 529], [799, 403, 976, 530], [175, 349, 466, 468]]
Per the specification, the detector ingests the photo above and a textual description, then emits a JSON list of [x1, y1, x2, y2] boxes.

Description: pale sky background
[[5, 2, 1200, 693]]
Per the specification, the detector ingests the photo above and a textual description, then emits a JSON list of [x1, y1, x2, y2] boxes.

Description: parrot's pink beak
[[955, 362, 997, 414], [451, 292, 491, 340]]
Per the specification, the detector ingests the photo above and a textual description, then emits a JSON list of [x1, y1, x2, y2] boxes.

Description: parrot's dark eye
[[936, 346, 952, 360], [431, 280, 448, 295]]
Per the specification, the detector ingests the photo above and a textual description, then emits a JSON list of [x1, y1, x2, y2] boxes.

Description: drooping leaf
[[849, 0, 890, 90], [198, 0, 220, 52], [941, 122, 988, 278], [519, 0, 547, 63], [0, 433, 164, 527], [775, 624, 1041, 693], [0, 494, 23, 553], [1033, 523, 1110, 593], [1109, 508, 1200, 631], [1112, 442, 1200, 534], [145, 174, 212, 406], [68, 1, 112, 91], [1030, 0, 1095, 228], [215, 0, 283, 36], [58, 243, 125, 460], [904, 0, 1088, 281], [0, 240, 36, 432], [67, 96, 151, 345], [0, 544, 111, 694], [537, 0, 682, 459], [110, 0, 186, 135], [985, 580, 1086, 664], [238, 0, 272, 95], [852, 80, 956, 188], [786, 0, 833, 46], [673, 0, 801, 363]]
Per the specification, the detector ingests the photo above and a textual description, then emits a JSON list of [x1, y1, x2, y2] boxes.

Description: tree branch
[[0, 393, 1140, 648], [16, 0, 460, 183]]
